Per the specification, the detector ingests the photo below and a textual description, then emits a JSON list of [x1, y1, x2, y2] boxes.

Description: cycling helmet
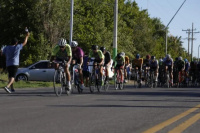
[[166, 54, 171, 59], [136, 54, 140, 59], [70, 41, 78, 47], [100, 46, 106, 52], [159, 59, 163, 65], [121, 52, 125, 57], [178, 56, 182, 61], [146, 54, 151, 59], [91, 45, 98, 50], [151, 56, 155, 60], [184, 58, 188, 63], [117, 53, 123, 58], [58, 38, 67, 46]]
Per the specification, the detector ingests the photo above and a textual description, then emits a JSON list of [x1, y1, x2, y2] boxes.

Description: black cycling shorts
[[7, 65, 18, 78]]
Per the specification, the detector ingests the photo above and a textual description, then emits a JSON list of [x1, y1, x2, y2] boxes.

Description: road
[[0, 85, 200, 133]]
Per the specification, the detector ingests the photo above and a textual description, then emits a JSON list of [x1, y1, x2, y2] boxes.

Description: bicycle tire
[[89, 74, 95, 93], [53, 70, 63, 97], [119, 82, 124, 90], [104, 80, 109, 91]]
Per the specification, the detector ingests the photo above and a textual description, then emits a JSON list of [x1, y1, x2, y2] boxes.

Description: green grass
[[0, 73, 53, 88]]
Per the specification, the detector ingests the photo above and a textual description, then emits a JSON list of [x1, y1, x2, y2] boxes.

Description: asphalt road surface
[[1, 85, 200, 133]]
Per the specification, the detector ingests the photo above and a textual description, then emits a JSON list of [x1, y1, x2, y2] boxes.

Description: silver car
[[15, 60, 55, 82]]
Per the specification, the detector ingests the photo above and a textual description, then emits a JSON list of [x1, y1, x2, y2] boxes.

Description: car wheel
[[16, 74, 28, 82]]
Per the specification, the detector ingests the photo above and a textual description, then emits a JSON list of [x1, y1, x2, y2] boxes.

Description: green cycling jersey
[[114, 56, 125, 65], [89, 50, 104, 61], [52, 44, 72, 58]]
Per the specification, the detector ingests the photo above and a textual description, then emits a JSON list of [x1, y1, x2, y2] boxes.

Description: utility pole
[[182, 29, 191, 56], [184, 23, 200, 61]]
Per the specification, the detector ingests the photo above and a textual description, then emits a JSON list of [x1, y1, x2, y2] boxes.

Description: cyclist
[[88, 45, 105, 85], [176, 56, 185, 84], [163, 54, 173, 85], [149, 56, 159, 83], [112, 52, 125, 83], [158, 58, 165, 85], [184, 58, 190, 83], [143, 54, 151, 83], [100, 46, 111, 83], [132, 54, 143, 84], [124, 54, 131, 82], [51, 38, 72, 90], [190, 61, 197, 84], [173, 57, 179, 86], [71, 41, 84, 89]]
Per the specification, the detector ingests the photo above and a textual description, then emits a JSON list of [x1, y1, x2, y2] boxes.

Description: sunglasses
[[59, 46, 65, 48]]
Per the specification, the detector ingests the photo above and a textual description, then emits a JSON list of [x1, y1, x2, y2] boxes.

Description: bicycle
[[134, 67, 142, 88], [71, 64, 82, 94], [103, 66, 110, 91], [114, 67, 124, 90], [53, 60, 71, 96], [149, 70, 157, 88], [164, 70, 172, 88], [143, 67, 150, 87], [178, 70, 185, 87], [88, 63, 103, 93]]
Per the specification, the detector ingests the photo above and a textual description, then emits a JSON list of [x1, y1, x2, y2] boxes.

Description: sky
[[133, 0, 200, 58]]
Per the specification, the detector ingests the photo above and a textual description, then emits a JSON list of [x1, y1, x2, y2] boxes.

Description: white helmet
[[71, 41, 78, 47], [166, 54, 171, 59], [121, 52, 125, 57], [58, 38, 67, 46], [178, 56, 182, 61]]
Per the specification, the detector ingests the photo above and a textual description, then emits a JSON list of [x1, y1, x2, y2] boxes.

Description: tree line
[[0, 0, 190, 67]]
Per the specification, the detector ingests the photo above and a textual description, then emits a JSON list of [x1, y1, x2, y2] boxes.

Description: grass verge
[[0, 73, 52, 88]]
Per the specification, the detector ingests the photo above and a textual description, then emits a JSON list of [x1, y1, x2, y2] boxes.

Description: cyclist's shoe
[[124, 79, 128, 83], [11, 88, 15, 92], [80, 84, 85, 90], [4, 87, 11, 93], [66, 84, 71, 91]]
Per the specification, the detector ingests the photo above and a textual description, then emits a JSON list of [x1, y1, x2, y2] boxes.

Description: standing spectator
[[1, 28, 30, 93]]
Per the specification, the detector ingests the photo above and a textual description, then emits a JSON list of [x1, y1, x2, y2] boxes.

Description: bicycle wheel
[[119, 81, 124, 90], [104, 79, 109, 91], [96, 78, 103, 92], [134, 74, 138, 88], [89, 74, 95, 93], [53, 70, 63, 97]]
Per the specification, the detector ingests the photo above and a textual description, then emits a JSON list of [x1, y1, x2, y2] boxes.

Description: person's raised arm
[[22, 31, 30, 47]]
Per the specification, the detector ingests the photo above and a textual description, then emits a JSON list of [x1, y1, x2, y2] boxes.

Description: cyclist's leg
[[65, 64, 71, 87], [155, 67, 158, 82], [124, 64, 127, 79]]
